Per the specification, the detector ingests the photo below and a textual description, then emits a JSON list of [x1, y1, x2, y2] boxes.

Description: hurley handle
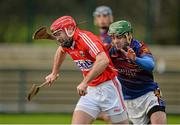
[[39, 74, 59, 88]]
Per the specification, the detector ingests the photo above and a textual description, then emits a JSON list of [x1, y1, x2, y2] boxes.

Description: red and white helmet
[[50, 16, 76, 37]]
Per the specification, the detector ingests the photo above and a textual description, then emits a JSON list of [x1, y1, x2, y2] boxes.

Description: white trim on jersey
[[82, 33, 100, 53], [79, 32, 100, 55], [79, 33, 97, 54], [79, 32, 99, 55]]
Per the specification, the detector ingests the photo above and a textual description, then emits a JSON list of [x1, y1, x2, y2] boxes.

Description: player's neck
[[99, 27, 109, 34]]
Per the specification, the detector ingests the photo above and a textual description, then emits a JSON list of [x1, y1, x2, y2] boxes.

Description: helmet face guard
[[50, 16, 76, 48], [52, 29, 73, 48]]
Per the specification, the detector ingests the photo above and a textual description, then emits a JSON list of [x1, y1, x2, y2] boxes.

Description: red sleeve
[[79, 32, 105, 59]]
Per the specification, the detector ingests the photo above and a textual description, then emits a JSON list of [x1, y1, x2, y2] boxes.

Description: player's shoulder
[[131, 39, 150, 49], [140, 41, 150, 48], [132, 39, 153, 57], [77, 29, 102, 50], [131, 39, 141, 47], [78, 29, 101, 45], [78, 29, 96, 37]]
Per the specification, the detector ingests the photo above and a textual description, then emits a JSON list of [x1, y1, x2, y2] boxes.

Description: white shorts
[[125, 91, 166, 124], [75, 77, 128, 123]]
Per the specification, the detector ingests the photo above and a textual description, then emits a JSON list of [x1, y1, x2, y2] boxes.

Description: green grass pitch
[[0, 113, 180, 124]]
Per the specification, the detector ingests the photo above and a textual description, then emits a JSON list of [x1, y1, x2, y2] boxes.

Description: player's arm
[[45, 46, 66, 85], [51, 46, 66, 75], [77, 52, 109, 96], [135, 56, 155, 72], [134, 42, 155, 71], [121, 46, 155, 72], [83, 52, 109, 83]]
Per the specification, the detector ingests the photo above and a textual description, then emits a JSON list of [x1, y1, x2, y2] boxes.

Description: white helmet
[[93, 6, 112, 16]]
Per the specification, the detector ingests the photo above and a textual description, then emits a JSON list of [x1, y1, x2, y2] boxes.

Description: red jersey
[[63, 28, 117, 86]]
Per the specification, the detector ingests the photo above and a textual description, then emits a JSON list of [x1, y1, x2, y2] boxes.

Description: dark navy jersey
[[98, 31, 112, 50], [109, 39, 159, 100]]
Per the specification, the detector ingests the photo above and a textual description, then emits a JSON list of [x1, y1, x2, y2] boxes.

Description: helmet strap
[[125, 32, 132, 44], [65, 27, 76, 37]]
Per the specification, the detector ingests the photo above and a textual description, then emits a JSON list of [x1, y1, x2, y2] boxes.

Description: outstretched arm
[[45, 46, 66, 85], [135, 56, 155, 72], [121, 47, 155, 72], [51, 46, 66, 75]]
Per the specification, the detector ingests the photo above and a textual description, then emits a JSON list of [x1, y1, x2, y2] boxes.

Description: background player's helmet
[[93, 6, 112, 16], [50, 16, 76, 37], [108, 20, 132, 36]]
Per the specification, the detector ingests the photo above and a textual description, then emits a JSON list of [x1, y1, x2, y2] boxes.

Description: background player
[[93, 6, 113, 50], [108, 20, 167, 124], [45, 16, 128, 124]]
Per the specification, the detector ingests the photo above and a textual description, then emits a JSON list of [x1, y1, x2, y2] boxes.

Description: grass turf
[[0, 113, 180, 124]]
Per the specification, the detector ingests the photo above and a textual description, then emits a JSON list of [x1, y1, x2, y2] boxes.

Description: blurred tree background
[[0, 0, 179, 45], [0, 0, 180, 117]]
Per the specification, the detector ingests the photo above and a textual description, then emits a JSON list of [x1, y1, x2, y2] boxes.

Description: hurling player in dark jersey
[[108, 20, 167, 124]]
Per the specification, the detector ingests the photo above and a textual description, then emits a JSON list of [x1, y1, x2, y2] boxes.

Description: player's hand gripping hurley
[[27, 74, 59, 101]]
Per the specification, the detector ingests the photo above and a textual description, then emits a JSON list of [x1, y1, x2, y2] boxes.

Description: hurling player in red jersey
[[45, 16, 128, 124]]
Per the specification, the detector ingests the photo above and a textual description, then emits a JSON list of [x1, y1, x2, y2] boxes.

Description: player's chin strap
[[125, 32, 132, 44]]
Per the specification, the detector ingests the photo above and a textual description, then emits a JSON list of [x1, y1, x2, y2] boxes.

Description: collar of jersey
[[73, 28, 80, 41]]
